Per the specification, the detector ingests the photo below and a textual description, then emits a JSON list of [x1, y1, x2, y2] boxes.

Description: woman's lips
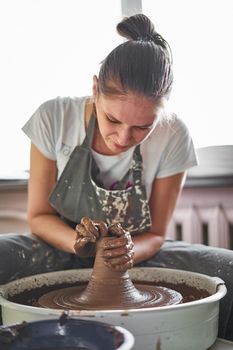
[[113, 142, 129, 150]]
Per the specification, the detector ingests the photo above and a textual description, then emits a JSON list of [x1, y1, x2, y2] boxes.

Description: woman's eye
[[106, 114, 153, 130], [106, 116, 119, 124], [134, 125, 150, 131]]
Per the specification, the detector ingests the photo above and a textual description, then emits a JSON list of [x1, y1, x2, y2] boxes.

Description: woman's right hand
[[102, 223, 135, 272], [74, 217, 108, 257]]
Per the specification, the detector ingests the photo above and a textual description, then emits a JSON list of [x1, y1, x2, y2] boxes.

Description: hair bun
[[117, 14, 155, 41], [117, 14, 169, 51]]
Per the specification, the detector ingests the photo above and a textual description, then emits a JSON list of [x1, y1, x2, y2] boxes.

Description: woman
[[22, 13, 197, 270], [0, 14, 232, 340]]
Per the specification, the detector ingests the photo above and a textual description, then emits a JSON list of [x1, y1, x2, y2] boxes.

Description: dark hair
[[98, 14, 173, 100]]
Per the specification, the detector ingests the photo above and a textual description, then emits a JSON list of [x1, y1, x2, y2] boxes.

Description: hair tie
[[135, 34, 153, 42]]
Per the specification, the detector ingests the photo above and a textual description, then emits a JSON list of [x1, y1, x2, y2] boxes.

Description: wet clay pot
[[0, 267, 227, 350]]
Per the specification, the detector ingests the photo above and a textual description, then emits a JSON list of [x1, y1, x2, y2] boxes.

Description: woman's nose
[[117, 125, 131, 146]]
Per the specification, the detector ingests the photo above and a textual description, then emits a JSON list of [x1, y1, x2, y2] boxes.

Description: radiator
[[167, 187, 233, 249]]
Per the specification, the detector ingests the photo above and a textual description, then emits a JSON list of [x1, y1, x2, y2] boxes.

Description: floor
[[210, 339, 233, 349]]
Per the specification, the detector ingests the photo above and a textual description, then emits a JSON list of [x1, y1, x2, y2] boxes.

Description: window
[[0, 0, 121, 176], [143, 0, 233, 148]]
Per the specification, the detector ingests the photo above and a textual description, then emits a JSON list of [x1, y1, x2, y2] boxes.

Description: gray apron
[[49, 113, 152, 234]]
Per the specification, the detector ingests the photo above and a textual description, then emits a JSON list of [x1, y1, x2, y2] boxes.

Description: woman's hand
[[102, 223, 135, 272], [74, 217, 108, 257]]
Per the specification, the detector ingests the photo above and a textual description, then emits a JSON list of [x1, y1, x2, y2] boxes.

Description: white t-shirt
[[22, 96, 198, 199]]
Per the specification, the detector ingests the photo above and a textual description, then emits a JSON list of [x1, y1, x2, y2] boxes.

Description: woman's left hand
[[102, 223, 134, 272], [74, 217, 108, 257]]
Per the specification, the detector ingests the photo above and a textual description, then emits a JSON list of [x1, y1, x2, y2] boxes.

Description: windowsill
[[0, 179, 28, 192], [185, 175, 233, 188], [0, 170, 29, 191], [0, 175, 233, 192]]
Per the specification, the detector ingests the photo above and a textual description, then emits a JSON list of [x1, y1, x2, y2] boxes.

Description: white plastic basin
[[0, 267, 227, 350]]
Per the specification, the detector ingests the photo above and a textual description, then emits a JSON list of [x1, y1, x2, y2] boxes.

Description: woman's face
[[93, 80, 163, 155]]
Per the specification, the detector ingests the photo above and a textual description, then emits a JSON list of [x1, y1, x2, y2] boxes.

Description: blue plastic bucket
[[0, 317, 134, 350]]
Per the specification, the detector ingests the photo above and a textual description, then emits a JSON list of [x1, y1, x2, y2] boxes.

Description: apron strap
[[132, 144, 143, 185], [81, 113, 96, 149]]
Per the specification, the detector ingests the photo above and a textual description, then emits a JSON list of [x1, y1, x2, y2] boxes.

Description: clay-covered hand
[[102, 223, 135, 272], [74, 217, 108, 257]]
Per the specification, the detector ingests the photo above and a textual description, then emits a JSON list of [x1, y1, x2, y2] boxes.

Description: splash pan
[[0, 317, 134, 350], [0, 267, 227, 350]]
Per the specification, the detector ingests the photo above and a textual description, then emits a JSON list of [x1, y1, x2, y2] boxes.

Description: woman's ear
[[92, 75, 98, 98]]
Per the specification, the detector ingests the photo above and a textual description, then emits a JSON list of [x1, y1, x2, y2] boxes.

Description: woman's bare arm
[[132, 172, 186, 264], [27, 143, 76, 253]]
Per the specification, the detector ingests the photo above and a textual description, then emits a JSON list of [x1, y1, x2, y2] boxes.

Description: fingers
[[76, 218, 126, 240], [104, 252, 134, 272], [108, 223, 125, 237], [102, 233, 135, 272], [75, 224, 96, 243], [76, 217, 108, 239], [74, 217, 99, 257], [74, 217, 109, 256], [102, 232, 133, 251], [93, 220, 108, 237], [74, 236, 90, 250], [102, 243, 134, 260], [80, 217, 99, 239], [110, 259, 134, 272], [75, 217, 103, 243]]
